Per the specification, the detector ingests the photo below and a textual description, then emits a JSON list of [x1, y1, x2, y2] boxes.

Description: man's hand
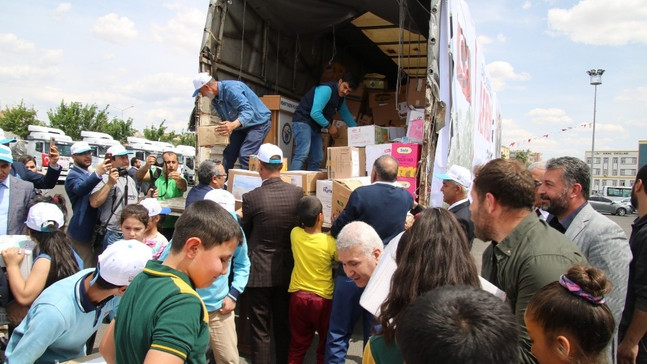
[[48, 144, 59, 168], [146, 154, 157, 167], [167, 171, 182, 182], [107, 169, 120, 186], [618, 339, 639, 364], [328, 123, 339, 138], [147, 188, 159, 198], [96, 159, 111, 176], [219, 297, 237, 315], [1, 248, 25, 267], [216, 120, 241, 136]]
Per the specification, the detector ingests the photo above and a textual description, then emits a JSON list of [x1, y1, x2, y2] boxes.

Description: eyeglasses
[[216, 174, 228, 182]]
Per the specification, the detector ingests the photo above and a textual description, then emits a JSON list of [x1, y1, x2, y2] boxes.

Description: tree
[[512, 149, 531, 166], [143, 120, 167, 141], [47, 100, 110, 140], [103, 118, 138, 144], [173, 131, 195, 147], [0, 101, 43, 139]]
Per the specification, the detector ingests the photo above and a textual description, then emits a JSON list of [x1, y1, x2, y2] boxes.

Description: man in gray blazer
[[0, 145, 35, 235], [539, 156, 631, 363]]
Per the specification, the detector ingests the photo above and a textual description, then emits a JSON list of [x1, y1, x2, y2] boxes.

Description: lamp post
[[587, 68, 604, 194], [112, 105, 134, 119]]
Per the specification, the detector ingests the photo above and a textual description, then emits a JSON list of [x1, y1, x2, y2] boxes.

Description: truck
[[81, 130, 121, 170], [126, 137, 165, 163], [175, 145, 196, 185], [195, 0, 501, 206], [24, 125, 74, 182]]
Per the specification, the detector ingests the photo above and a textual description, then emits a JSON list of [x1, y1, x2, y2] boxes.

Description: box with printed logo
[[316, 179, 333, 228]]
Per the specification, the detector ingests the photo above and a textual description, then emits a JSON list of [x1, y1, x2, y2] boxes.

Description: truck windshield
[[46, 142, 72, 156]]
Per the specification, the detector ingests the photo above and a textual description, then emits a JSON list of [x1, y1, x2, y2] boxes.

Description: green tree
[[103, 118, 138, 144], [173, 131, 195, 147], [47, 100, 110, 140], [0, 101, 43, 139], [512, 149, 531, 166], [143, 120, 167, 141]]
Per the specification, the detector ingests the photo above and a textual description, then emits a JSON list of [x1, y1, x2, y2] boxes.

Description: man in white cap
[[4, 239, 152, 364], [241, 143, 303, 364], [192, 72, 271, 172], [0, 128, 61, 189], [65, 141, 111, 267], [0, 144, 36, 236], [435, 164, 475, 248], [90, 144, 138, 251]]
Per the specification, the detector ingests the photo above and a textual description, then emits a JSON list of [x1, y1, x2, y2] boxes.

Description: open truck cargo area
[[196, 0, 501, 206]]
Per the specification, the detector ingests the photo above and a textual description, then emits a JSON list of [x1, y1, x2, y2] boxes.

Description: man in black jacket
[[436, 164, 475, 248], [1, 134, 61, 189]]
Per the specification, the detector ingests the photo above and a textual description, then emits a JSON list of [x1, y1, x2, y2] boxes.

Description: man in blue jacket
[[64, 141, 110, 268], [1, 134, 61, 189], [192, 73, 271, 172], [289, 73, 358, 171]]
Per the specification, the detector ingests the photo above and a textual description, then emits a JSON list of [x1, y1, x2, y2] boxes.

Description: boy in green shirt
[[100, 200, 242, 364]]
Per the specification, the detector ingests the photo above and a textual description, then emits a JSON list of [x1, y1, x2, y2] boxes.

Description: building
[[501, 145, 510, 159], [585, 150, 638, 193], [639, 140, 647, 169]]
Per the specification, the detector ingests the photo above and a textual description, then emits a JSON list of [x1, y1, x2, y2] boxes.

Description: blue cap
[[0, 145, 13, 164]]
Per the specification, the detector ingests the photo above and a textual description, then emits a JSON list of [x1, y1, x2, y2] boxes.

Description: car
[[620, 198, 636, 214], [589, 196, 632, 216]]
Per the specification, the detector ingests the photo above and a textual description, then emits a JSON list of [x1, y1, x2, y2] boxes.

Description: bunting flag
[[507, 123, 592, 147]]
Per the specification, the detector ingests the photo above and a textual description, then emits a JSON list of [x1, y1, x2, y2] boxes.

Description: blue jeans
[[324, 275, 374, 364], [102, 229, 123, 253], [223, 121, 270, 173], [289, 122, 323, 171]]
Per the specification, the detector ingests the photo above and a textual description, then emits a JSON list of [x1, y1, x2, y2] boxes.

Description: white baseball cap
[[0, 145, 13, 164], [106, 144, 133, 157], [71, 141, 92, 155], [97, 239, 152, 286], [25, 202, 64, 232], [0, 129, 16, 145], [257, 143, 283, 164], [435, 165, 472, 188], [204, 189, 236, 213], [192, 72, 213, 97], [139, 198, 171, 216]]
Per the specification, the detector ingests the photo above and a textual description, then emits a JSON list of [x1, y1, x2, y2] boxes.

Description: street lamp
[[112, 105, 134, 119], [587, 68, 604, 194]]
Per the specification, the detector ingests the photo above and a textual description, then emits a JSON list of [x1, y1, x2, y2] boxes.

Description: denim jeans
[[223, 121, 270, 173], [289, 122, 323, 171], [102, 229, 123, 253]]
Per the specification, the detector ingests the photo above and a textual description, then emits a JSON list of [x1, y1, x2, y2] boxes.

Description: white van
[[599, 186, 632, 202], [176, 145, 196, 185], [25, 125, 73, 182]]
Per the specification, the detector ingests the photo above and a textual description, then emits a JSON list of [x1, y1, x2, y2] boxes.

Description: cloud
[[0, 33, 36, 53], [150, 3, 204, 54], [547, 0, 647, 45], [595, 123, 625, 133], [615, 87, 647, 103], [0, 65, 59, 79], [497, 33, 506, 42], [625, 119, 647, 127], [527, 108, 573, 124], [522, 1, 532, 10], [52, 3, 72, 21], [477, 35, 493, 45], [91, 13, 138, 44], [486, 61, 531, 91]]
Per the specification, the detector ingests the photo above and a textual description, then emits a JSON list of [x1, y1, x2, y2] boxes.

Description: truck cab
[[81, 130, 121, 169], [175, 145, 196, 185], [25, 125, 73, 182]]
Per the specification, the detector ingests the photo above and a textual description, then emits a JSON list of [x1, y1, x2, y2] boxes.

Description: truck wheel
[[616, 208, 627, 216]]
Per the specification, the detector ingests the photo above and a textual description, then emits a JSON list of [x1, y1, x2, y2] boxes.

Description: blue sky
[[0, 0, 645, 161]]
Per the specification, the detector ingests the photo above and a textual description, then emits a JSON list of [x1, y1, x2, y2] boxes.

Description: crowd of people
[[0, 72, 646, 364]]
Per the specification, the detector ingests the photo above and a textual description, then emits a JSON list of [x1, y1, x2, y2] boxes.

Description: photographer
[[135, 150, 187, 199], [89, 144, 138, 252]]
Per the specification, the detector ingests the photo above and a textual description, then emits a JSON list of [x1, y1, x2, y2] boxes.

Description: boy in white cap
[[192, 72, 271, 172], [90, 144, 138, 251], [4, 240, 152, 364], [435, 164, 475, 248], [65, 141, 111, 267], [101, 200, 242, 364]]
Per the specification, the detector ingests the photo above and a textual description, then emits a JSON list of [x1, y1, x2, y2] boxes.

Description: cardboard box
[[227, 168, 290, 201], [331, 120, 348, 147], [316, 179, 333, 227], [365, 143, 393, 176], [364, 73, 387, 90], [197, 125, 230, 146], [249, 155, 288, 172], [392, 143, 421, 168], [332, 177, 371, 219], [357, 114, 373, 126], [372, 104, 403, 126], [397, 176, 418, 200], [406, 108, 425, 144], [406, 78, 426, 107], [368, 91, 396, 109], [327, 147, 366, 179], [348, 125, 389, 147], [281, 170, 328, 195]]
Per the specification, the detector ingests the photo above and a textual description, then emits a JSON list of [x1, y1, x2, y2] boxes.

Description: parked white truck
[[81, 130, 120, 169], [195, 0, 501, 206], [25, 125, 73, 182]]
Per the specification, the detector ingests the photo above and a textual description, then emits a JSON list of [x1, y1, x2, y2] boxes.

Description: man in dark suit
[[241, 143, 303, 364], [436, 164, 475, 248], [327, 155, 413, 364], [1, 134, 61, 190], [0, 145, 35, 235]]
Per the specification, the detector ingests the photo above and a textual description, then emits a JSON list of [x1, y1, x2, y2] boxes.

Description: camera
[[117, 167, 129, 177], [155, 154, 164, 167]]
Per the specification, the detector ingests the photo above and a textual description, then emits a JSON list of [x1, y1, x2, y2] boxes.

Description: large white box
[[316, 179, 333, 227], [365, 144, 393, 176], [0, 236, 36, 279], [348, 125, 389, 147]]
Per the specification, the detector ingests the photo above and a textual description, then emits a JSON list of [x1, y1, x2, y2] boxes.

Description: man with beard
[[192, 72, 271, 172], [473, 158, 586, 364], [538, 156, 631, 362], [618, 165, 647, 364], [527, 161, 548, 220]]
